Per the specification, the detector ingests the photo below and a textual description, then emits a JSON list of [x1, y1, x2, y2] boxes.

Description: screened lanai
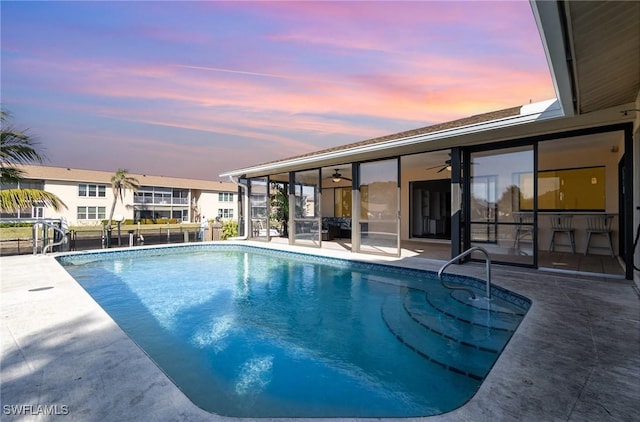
[[228, 116, 631, 279]]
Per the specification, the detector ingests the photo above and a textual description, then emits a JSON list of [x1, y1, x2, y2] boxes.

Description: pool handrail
[[437, 246, 492, 300], [40, 220, 68, 255]]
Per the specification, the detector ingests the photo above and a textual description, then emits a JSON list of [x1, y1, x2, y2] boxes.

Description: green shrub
[[221, 220, 238, 240], [0, 222, 32, 228]]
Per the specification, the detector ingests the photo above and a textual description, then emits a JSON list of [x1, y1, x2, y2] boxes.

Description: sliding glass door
[[291, 169, 321, 247], [467, 145, 535, 266], [355, 159, 400, 256], [248, 177, 269, 240]]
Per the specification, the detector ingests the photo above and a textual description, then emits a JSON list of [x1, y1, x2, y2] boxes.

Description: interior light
[[446, 165, 452, 171], [591, 177, 597, 184], [333, 177, 342, 183]]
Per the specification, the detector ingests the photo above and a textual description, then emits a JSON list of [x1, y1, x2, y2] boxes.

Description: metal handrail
[[437, 246, 492, 300], [39, 221, 68, 255]]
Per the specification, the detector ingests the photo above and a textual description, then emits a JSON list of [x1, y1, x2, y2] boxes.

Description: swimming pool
[[57, 244, 530, 418]]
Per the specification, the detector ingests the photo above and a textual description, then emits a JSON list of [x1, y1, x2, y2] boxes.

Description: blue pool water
[[57, 245, 530, 417]]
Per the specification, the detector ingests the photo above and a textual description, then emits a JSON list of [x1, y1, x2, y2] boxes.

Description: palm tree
[[105, 168, 139, 246], [0, 111, 66, 212], [106, 168, 139, 227], [270, 182, 289, 237]]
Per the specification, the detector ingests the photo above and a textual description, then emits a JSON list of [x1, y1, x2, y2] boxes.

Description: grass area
[[0, 223, 200, 241]]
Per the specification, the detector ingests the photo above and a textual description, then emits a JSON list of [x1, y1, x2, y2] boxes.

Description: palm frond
[[0, 128, 43, 165], [0, 166, 26, 183], [0, 188, 67, 212]]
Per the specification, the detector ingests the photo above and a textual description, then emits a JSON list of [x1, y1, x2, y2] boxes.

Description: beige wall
[[43, 181, 132, 226], [197, 191, 238, 222]]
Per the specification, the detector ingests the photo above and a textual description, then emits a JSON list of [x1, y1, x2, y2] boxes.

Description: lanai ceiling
[[563, 1, 640, 114]]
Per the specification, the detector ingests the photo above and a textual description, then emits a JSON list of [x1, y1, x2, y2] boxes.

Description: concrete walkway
[[2, 242, 639, 421]]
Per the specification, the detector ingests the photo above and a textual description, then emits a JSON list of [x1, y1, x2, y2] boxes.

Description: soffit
[[567, 1, 640, 114]]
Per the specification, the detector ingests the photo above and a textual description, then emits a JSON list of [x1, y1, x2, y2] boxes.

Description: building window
[[79, 184, 106, 197], [334, 187, 352, 218], [219, 192, 234, 202], [218, 208, 234, 219], [77, 206, 106, 220]]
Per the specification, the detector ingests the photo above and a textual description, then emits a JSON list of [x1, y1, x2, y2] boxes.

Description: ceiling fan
[[425, 159, 452, 173], [331, 169, 351, 182], [425, 154, 475, 173]]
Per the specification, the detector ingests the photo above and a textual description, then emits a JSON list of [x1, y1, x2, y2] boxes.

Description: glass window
[[79, 183, 106, 197], [357, 159, 399, 256], [530, 166, 605, 211], [249, 178, 269, 239], [469, 145, 534, 266], [77, 206, 106, 220], [334, 187, 352, 218], [292, 170, 321, 247], [219, 192, 234, 202], [218, 208, 234, 219]]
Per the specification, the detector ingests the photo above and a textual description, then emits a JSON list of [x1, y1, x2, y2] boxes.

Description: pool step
[[381, 293, 496, 381], [403, 290, 510, 353], [424, 287, 525, 332]]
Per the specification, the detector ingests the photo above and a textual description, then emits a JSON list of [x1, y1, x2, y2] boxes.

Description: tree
[[270, 182, 289, 237], [106, 168, 139, 234], [0, 110, 66, 212]]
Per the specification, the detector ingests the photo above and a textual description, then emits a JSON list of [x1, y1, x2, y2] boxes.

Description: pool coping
[[2, 241, 639, 421]]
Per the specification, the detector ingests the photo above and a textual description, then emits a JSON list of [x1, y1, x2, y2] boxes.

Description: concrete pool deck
[[1, 241, 639, 421]]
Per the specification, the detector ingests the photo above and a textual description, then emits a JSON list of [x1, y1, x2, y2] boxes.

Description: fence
[[0, 226, 203, 256]]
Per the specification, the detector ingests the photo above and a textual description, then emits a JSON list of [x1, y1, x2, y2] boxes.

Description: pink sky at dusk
[[1, 1, 555, 181]]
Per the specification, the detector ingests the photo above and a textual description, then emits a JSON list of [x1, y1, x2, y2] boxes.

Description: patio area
[[1, 241, 638, 421], [272, 237, 625, 279]]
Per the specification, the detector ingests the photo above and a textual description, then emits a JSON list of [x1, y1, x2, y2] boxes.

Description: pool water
[[58, 245, 530, 417]]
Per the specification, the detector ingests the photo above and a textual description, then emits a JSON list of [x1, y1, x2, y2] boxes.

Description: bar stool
[[584, 214, 614, 256], [513, 212, 534, 249], [549, 214, 575, 253]]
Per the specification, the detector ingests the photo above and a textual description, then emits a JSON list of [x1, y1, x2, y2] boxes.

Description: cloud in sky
[[0, 0, 554, 180]]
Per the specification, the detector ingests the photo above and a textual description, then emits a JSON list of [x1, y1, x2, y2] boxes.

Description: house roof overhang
[[220, 101, 564, 179], [531, 0, 640, 116]]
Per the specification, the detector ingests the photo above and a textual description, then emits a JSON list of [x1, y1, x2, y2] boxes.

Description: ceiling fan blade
[[437, 166, 446, 173], [425, 165, 443, 171]]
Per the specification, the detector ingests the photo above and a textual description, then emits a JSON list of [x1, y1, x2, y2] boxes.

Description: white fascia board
[[530, 0, 575, 117], [219, 99, 563, 178]]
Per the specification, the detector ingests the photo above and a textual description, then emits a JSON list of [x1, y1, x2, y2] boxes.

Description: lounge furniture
[[320, 224, 341, 241], [321, 217, 351, 238], [584, 214, 614, 256], [549, 214, 575, 253], [513, 212, 534, 249]]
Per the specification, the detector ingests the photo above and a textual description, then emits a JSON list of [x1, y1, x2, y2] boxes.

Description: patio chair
[[513, 212, 534, 249], [549, 214, 575, 253], [584, 214, 614, 256]]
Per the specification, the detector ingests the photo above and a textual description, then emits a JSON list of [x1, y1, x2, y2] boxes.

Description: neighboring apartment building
[[2, 165, 238, 226]]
